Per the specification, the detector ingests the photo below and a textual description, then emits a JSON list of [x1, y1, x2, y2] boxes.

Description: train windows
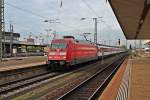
[[51, 43, 67, 49]]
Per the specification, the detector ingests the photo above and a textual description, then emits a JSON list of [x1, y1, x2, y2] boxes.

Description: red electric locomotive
[[47, 36, 98, 69]]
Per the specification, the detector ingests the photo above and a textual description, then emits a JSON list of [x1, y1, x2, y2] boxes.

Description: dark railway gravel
[[0, 53, 126, 100], [58, 55, 126, 100], [37, 54, 126, 100]]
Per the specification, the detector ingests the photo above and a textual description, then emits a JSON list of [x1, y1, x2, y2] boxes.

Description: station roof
[[4, 32, 20, 37], [108, 0, 150, 39]]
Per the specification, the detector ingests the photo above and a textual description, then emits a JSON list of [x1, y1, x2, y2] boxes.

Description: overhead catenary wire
[[81, 0, 100, 17], [5, 3, 47, 19], [5, 1, 101, 33], [5, 2, 83, 32], [81, 0, 117, 33], [5, 0, 118, 39]]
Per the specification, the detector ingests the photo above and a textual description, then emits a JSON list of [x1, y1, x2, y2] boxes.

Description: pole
[[0, 0, 2, 61], [140, 40, 142, 48], [45, 29, 50, 47], [93, 18, 97, 44], [126, 39, 127, 49], [10, 24, 13, 56], [0, 0, 4, 61], [101, 49, 104, 64], [2, 0, 4, 58]]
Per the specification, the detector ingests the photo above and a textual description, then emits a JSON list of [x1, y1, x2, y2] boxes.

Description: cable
[[5, 3, 47, 19], [81, 0, 100, 17], [81, 0, 118, 33], [5, 1, 114, 36], [81, 0, 112, 32], [5, 2, 83, 32]]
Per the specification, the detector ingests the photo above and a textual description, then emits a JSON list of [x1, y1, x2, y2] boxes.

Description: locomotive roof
[[52, 38, 73, 41], [75, 39, 94, 45], [52, 39, 121, 49], [52, 38, 95, 45]]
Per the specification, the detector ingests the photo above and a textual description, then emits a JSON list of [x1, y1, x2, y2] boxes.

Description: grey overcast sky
[[5, 0, 126, 45]]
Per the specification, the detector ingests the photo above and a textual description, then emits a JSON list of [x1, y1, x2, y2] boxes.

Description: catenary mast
[[0, 0, 5, 61]]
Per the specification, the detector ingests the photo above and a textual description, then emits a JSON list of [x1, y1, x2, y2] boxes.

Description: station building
[[2, 32, 47, 57]]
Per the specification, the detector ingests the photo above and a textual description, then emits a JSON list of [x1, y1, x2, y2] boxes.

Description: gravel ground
[[129, 57, 150, 100], [0, 56, 47, 72], [99, 58, 128, 100], [12, 56, 118, 100]]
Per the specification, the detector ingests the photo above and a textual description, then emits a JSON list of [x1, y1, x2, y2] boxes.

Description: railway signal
[[118, 39, 120, 46]]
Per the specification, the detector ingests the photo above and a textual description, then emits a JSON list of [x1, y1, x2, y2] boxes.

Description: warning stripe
[[115, 62, 130, 100]]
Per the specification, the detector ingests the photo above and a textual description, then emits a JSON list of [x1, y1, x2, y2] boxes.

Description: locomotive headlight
[[59, 52, 66, 55], [49, 52, 55, 55], [49, 52, 66, 55], [49, 56, 52, 58]]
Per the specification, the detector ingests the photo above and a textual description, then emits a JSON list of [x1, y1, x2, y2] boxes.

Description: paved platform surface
[[0, 56, 47, 72], [129, 56, 150, 100], [99, 54, 150, 100]]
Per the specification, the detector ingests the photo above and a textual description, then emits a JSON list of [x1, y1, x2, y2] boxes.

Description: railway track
[[0, 64, 50, 86], [0, 53, 127, 100], [57, 54, 127, 100], [0, 64, 64, 99], [0, 71, 63, 99], [0, 59, 100, 99]]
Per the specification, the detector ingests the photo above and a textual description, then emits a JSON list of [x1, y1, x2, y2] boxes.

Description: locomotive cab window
[[51, 43, 67, 49]]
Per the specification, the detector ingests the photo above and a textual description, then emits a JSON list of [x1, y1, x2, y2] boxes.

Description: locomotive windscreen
[[51, 43, 67, 49]]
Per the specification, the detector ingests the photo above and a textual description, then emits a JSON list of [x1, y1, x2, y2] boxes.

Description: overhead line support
[[0, 0, 5, 61]]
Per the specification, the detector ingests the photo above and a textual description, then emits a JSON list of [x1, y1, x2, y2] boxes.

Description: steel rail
[[0, 56, 103, 98], [0, 52, 127, 99], [89, 55, 126, 99], [0, 64, 48, 85], [0, 72, 62, 95], [57, 54, 127, 100]]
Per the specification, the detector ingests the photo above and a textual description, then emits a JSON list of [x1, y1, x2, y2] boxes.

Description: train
[[46, 36, 125, 69]]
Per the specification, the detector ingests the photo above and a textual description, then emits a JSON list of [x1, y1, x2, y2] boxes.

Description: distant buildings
[[2, 32, 46, 57], [2, 32, 20, 54], [144, 40, 150, 48], [27, 38, 35, 44], [2, 32, 20, 43]]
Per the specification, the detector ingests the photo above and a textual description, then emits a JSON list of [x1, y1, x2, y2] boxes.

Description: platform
[[0, 56, 47, 72], [99, 54, 150, 100], [129, 56, 150, 100]]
